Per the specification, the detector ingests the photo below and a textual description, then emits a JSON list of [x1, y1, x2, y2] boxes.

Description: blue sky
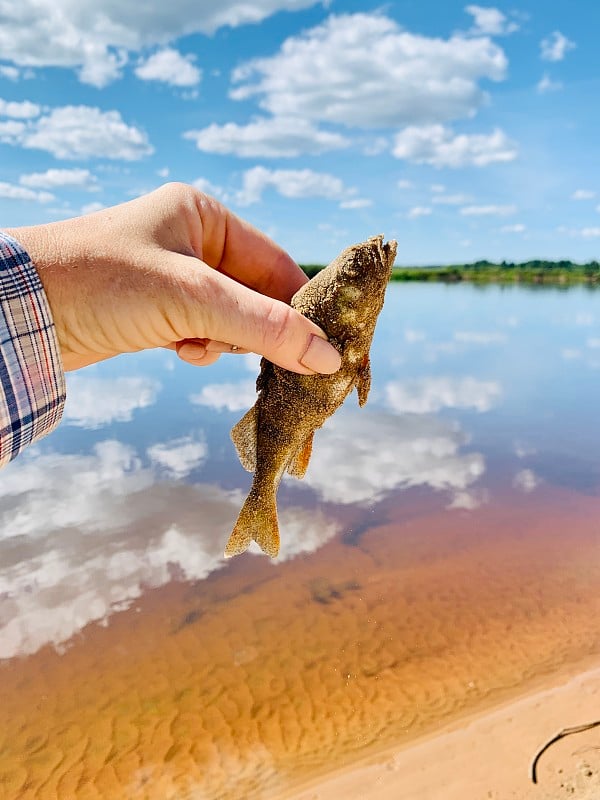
[[0, 0, 598, 264]]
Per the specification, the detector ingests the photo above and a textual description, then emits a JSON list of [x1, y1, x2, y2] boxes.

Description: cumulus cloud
[[385, 376, 502, 414], [192, 177, 229, 203], [19, 168, 98, 190], [4, 105, 153, 160], [0, 97, 40, 118], [537, 74, 563, 93], [234, 166, 358, 206], [0, 0, 321, 86], [135, 48, 201, 87], [393, 125, 517, 168], [299, 411, 485, 506], [540, 31, 576, 62], [513, 468, 540, 493], [0, 181, 54, 203], [184, 116, 349, 158], [500, 223, 526, 233], [0, 65, 20, 80], [231, 13, 507, 128], [465, 5, 519, 36], [63, 375, 161, 428]]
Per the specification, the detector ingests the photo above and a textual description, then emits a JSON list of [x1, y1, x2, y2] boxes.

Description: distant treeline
[[301, 260, 600, 284]]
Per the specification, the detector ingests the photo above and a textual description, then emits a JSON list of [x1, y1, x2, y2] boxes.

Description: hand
[[6, 183, 342, 374]]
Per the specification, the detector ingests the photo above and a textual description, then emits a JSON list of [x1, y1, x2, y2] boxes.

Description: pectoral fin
[[231, 404, 258, 472], [355, 355, 372, 407], [286, 432, 314, 478]]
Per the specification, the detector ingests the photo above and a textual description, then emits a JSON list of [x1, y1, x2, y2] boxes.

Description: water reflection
[[63, 374, 161, 428], [2, 283, 600, 799], [299, 410, 485, 507], [0, 435, 341, 658], [384, 376, 501, 414]]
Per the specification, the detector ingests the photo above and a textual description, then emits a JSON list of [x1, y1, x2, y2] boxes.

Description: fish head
[[318, 235, 397, 338]]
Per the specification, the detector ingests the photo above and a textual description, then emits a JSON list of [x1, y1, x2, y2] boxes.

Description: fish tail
[[224, 487, 280, 559]]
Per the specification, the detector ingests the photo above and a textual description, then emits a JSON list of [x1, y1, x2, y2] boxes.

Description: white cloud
[[184, 117, 349, 158], [580, 228, 600, 238], [0, 120, 26, 143], [454, 330, 507, 344], [0, 0, 321, 87], [385, 376, 501, 414], [500, 223, 526, 233], [299, 411, 485, 506], [540, 31, 576, 62], [80, 201, 106, 215], [231, 13, 507, 128], [135, 48, 201, 87], [587, 338, 600, 349], [537, 73, 563, 93], [393, 125, 517, 168], [190, 379, 257, 412], [63, 375, 161, 428], [157, 167, 170, 178], [340, 198, 372, 209], [465, 5, 519, 36], [397, 179, 414, 190], [0, 97, 40, 118], [0, 181, 54, 203], [9, 106, 154, 160], [192, 177, 229, 203], [0, 65, 20, 80], [234, 166, 355, 206], [513, 468, 539, 493], [571, 189, 596, 200], [19, 168, 98, 190], [408, 206, 432, 219], [432, 193, 473, 205], [460, 204, 517, 216], [147, 435, 208, 478]]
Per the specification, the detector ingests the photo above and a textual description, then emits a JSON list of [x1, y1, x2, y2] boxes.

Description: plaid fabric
[[0, 231, 66, 467]]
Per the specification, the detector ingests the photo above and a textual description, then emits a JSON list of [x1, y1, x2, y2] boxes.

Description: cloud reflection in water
[[0, 440, 339, 659], [298, 410, 485, 507]]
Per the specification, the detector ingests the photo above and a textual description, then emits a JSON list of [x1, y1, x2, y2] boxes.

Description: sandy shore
[[283, 660, 600, 800]]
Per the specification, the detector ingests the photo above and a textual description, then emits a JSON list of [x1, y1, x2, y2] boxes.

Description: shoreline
[[276, 655, 600, 800]]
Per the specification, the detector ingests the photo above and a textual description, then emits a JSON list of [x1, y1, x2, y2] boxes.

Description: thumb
[[174, 257, 342, 375]]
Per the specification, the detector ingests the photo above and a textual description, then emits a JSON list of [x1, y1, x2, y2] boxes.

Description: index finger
[[193, 192, 308, 303]]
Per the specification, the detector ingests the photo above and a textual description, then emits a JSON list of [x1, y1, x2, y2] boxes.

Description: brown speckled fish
[[225, 235, 397, 559]]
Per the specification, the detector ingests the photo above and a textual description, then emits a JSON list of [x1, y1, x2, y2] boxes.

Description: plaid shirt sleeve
[[0, 231, 66, 467]]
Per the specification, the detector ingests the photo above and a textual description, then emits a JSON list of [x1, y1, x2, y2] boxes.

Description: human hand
[[5, 183, 342, 374]]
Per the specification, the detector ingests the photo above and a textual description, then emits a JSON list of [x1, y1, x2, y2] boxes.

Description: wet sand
[[284, 661, 600, 800], [1, 483, 600, 799]]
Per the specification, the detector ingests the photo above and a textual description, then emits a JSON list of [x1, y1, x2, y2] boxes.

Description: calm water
[[2, 282, 600, 799]]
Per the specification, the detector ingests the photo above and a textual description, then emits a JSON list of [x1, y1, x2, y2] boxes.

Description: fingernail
[[300, 335, 341, 374]]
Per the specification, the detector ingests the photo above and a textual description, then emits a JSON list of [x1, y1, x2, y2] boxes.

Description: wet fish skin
[[225, 234, 397, 559]]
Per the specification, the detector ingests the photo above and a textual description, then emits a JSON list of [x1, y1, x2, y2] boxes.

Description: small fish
[[225, 234, 397, 559]]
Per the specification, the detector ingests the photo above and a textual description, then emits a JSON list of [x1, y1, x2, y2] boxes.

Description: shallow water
[[2, 283, 600, 799]]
